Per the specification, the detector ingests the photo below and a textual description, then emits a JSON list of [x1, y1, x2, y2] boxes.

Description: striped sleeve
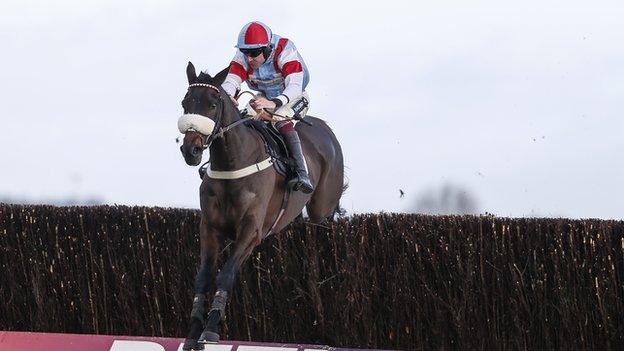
[[222, 51, 249, 97], [276, 43, 305, 104]]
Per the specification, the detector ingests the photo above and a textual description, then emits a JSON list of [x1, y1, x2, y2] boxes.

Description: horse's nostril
[[191, 146, 203, 156]]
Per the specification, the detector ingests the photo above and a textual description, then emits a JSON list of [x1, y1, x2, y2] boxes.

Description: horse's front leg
[[183, 218, 220, 351], [200, 217, 262, 343]]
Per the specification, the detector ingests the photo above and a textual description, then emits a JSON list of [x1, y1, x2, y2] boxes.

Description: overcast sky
[[1, 0, 622, 219]]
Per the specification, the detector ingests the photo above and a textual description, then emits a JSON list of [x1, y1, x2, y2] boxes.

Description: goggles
[[240, 47, 265, 58]]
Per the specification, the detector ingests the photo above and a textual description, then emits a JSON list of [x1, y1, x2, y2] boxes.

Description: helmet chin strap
[[262, 44, 272, 60]]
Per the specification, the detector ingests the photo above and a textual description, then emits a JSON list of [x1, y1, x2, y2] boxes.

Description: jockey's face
[[241, 47, 267, 70], [246, 52, 266, 70]]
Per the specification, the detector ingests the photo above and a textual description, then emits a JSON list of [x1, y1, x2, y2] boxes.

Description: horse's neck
[[209, 104, 266, 171]]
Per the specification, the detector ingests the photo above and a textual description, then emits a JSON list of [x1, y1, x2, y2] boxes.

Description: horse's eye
[[211, 103, 217, 108]]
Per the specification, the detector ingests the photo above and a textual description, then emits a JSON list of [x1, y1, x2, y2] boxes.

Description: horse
[[178, 62, 344, 349]]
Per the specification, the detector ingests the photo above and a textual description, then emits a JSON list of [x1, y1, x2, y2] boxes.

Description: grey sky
[[1, 0, 622, 218]]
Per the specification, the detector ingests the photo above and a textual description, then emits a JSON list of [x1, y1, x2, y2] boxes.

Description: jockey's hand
[[250, 97, 276, 121], [250, 97, 276, 111], [257, 109, 273, 121]]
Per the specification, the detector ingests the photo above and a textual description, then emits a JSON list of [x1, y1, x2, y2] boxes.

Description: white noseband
[[178, 113, 216, 135]]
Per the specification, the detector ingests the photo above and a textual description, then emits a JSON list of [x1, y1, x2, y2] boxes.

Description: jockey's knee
[[275, 120, 295, 134], [275, 92, 310, 120]]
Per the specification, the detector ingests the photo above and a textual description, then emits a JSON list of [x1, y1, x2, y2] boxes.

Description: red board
[[0, 332, 384, 351]]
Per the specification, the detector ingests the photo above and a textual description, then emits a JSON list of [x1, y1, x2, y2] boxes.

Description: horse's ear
[[186, 62, 197, 85], [212, 66, 230, 86]]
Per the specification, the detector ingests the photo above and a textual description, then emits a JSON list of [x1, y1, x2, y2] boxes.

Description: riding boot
[[282, 130, 314, 194]]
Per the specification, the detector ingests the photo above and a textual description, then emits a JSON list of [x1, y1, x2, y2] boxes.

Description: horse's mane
[[197, 72, 213, 84]]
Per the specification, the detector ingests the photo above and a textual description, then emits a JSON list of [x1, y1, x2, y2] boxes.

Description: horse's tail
[[333, 181, 349, 218]]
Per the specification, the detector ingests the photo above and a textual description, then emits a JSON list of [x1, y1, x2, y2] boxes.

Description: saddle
[[247, 119, 294, 178]]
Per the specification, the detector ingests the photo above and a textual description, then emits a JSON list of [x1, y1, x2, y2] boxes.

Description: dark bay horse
[[178, 62, 344, 349]]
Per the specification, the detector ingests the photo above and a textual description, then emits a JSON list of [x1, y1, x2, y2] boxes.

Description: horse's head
[[178, 62, 229, 166]]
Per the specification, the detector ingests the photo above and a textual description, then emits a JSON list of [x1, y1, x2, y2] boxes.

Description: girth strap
[[207, 157, 273, 180]]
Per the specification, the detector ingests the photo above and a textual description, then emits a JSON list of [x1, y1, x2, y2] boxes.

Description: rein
[[185, 83, 308, 150], [234, 90, 312, 126]]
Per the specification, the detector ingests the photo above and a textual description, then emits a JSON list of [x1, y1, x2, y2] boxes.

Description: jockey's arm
[[272, 46, 305, 107], [252, 48, 305, 120], [221, 71, 241, 99], [222, 51, 248, 105]]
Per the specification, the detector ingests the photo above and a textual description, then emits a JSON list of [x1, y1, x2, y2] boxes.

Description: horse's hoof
[[199, 330, 220, 343], [182, 338, 205, 350]]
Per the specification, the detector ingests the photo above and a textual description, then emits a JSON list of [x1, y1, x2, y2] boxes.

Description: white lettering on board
[[175, 343, 234, 351], [110, 340, 166, 351], [109, 340, 314, 351]]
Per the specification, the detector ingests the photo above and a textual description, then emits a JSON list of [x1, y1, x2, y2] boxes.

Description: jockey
[[221, 21, 314, 194]]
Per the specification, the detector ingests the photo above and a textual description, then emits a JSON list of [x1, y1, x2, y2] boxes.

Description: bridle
[[186, 83, 252, 150]]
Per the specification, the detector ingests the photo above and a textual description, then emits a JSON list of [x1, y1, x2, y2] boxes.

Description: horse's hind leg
[[183, 220, 219, 350], [200, 219, 262, 343], [307, 168, 344, 222]]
